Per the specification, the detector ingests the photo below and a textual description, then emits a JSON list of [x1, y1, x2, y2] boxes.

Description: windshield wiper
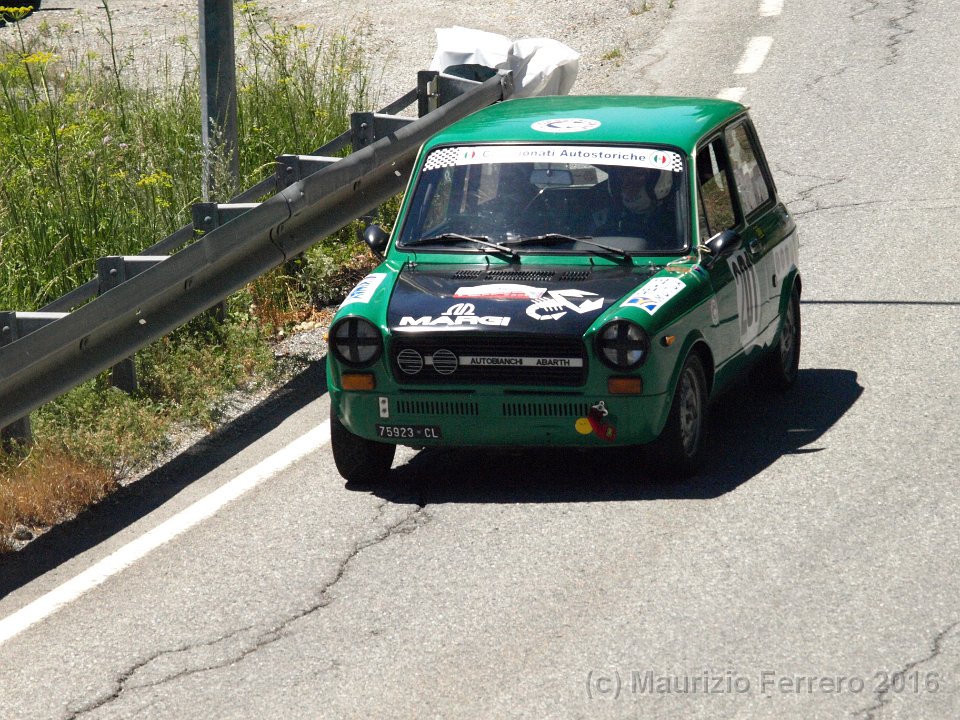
[[506, 233, 634, 259], [402, 232, 519, 259]]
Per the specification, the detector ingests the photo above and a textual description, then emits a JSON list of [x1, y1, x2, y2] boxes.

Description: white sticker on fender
[[340, 273, 386, 307], [620, 277, 686, 314]]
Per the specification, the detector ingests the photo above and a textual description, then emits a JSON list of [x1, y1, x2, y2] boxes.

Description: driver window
[[725, 122, 771, 216], [696, 138, 736, 240]]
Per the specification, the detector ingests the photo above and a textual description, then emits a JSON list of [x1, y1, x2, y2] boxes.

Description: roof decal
[[423, 145, 683, 172], [531, 118, 601, 133]]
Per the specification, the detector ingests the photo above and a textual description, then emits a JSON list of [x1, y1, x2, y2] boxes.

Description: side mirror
[[701, 229, 742, 266], [362, 224, 389, 259]]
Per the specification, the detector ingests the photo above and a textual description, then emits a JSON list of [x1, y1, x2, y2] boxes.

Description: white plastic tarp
[[429, 26, 580, 97]]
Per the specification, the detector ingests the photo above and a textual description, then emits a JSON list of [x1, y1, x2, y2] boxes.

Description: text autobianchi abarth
[[327, 96, 800, 482]]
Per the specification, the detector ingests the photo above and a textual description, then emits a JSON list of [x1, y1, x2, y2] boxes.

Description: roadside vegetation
[[0, 2, 386, 550]]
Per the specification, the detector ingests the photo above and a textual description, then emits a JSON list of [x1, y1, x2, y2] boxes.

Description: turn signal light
[[608, 377, 643, 395], [342, 373, 376, 391]]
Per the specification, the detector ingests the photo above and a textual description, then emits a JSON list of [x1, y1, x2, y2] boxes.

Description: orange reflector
[[608, 377, 643, 395], [661, 335, 676, 347], [342, 373, 376, 391]]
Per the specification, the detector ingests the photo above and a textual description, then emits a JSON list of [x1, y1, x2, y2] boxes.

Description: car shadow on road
[[355, 368, 863, 506], [0, 361, 328, 601]]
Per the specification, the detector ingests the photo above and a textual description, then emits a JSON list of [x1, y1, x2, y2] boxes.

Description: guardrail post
[[1, 311, 70, 448], [96, 257, 138, 393], [274, 155, 341, 191], [418, 71, 440, 117], [0, 312, 32, 449], [199, 0, 239, 201]]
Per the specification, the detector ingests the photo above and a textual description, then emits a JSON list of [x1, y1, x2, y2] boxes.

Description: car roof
[[424, 95, 746, 155]]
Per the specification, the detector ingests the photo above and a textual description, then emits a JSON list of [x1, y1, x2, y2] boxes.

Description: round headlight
[[330, 317, 382, 367], [595, 320, 649, 370]]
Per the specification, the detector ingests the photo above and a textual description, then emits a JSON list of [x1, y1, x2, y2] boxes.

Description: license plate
[[376, 424, 442, 440]]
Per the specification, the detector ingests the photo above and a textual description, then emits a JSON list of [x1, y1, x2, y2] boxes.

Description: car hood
[[387, 263, 662, 335]]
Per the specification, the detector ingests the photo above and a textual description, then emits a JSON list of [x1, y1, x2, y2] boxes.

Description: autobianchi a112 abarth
[[327, 95, 800, 481]]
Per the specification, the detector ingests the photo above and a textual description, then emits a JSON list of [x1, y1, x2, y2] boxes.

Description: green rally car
[[326, 95, 800, 481]]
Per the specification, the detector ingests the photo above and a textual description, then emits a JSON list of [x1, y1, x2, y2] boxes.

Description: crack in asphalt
[[849, 0, 917, 68], [808, 0, 918, 97], [850, 0, 881, 21], [807, 65, 851, 101], [771, 166, 960, 217], [852, 621, 959, 719], [792, 199, 887, 217], [881, 0, 918, 68], [62, 500, 430, 719], [775, 166, 848, 215]]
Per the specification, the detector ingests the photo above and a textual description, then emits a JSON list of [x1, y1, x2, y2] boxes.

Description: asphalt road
[[2, 0, 959, 718]]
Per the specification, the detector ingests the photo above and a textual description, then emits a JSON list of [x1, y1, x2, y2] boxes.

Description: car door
[[695, 133, 761, 375], [723, 118, 792, 343]]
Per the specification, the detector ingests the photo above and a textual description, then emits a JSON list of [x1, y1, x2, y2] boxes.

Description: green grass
[[0, 1, 386, 549], [0, 1, 372, 309]]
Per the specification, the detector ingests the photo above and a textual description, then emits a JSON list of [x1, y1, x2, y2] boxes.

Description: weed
[[602, 47, 624, 62], [629, 1, 654, 14]]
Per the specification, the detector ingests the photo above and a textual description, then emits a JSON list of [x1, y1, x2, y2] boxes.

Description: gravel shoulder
[[12, 0, 675, 98]]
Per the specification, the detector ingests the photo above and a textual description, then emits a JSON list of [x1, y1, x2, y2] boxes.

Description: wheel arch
[[653, 331, 716, 437], [689, 340, 716, 398], [779, 270, 802, 314]]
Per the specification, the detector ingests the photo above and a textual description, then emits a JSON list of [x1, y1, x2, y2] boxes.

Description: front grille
[[503, 402, 590, 417], [395, 399, 480, 416], [391, 334, 587, 386]]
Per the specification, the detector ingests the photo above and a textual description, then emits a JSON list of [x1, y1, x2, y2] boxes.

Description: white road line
[[735, 36, 774, 74], [717, 87, 748, 102], [0, 420, 332, 647], [759, 0, 784, 17]]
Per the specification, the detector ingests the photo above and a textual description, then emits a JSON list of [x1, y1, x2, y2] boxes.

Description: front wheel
[[330, 407, 396, 484], [646, 353, 708, 478]]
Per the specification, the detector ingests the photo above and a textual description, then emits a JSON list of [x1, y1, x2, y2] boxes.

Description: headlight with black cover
[[595, 320, 650, 370], [330, 317, 383, 367]]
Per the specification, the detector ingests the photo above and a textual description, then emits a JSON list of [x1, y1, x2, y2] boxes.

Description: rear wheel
[[330, 407, 395, 484], [646, 353, 708, 478], [756, 285, 801, 391]]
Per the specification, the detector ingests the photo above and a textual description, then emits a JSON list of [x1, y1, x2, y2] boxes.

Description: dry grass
[[0, 449, 117, 550]]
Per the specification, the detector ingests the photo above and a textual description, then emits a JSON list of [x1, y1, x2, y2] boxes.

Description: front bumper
[[330, 387, 671, 447]]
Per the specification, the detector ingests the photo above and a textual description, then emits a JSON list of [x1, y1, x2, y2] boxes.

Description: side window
[[696, 138, 736, 240], [725, 122, 771, 217]]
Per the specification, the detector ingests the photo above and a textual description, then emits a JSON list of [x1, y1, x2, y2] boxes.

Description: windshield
[[396, 144, 689, 255]]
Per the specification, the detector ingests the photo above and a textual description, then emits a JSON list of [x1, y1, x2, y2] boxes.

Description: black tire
[[330, 408, 395, 484], [756, 285, 801, 391], [646, 353, 708, 478]]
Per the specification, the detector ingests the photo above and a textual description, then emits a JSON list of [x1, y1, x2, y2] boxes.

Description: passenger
[[602, 167, 677, 247]]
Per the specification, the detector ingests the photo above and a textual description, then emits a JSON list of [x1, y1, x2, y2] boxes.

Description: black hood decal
[[388, 264, 661, 334]]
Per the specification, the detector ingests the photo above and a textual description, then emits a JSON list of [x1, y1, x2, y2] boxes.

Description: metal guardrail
[[0, 69, 515, 438]]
